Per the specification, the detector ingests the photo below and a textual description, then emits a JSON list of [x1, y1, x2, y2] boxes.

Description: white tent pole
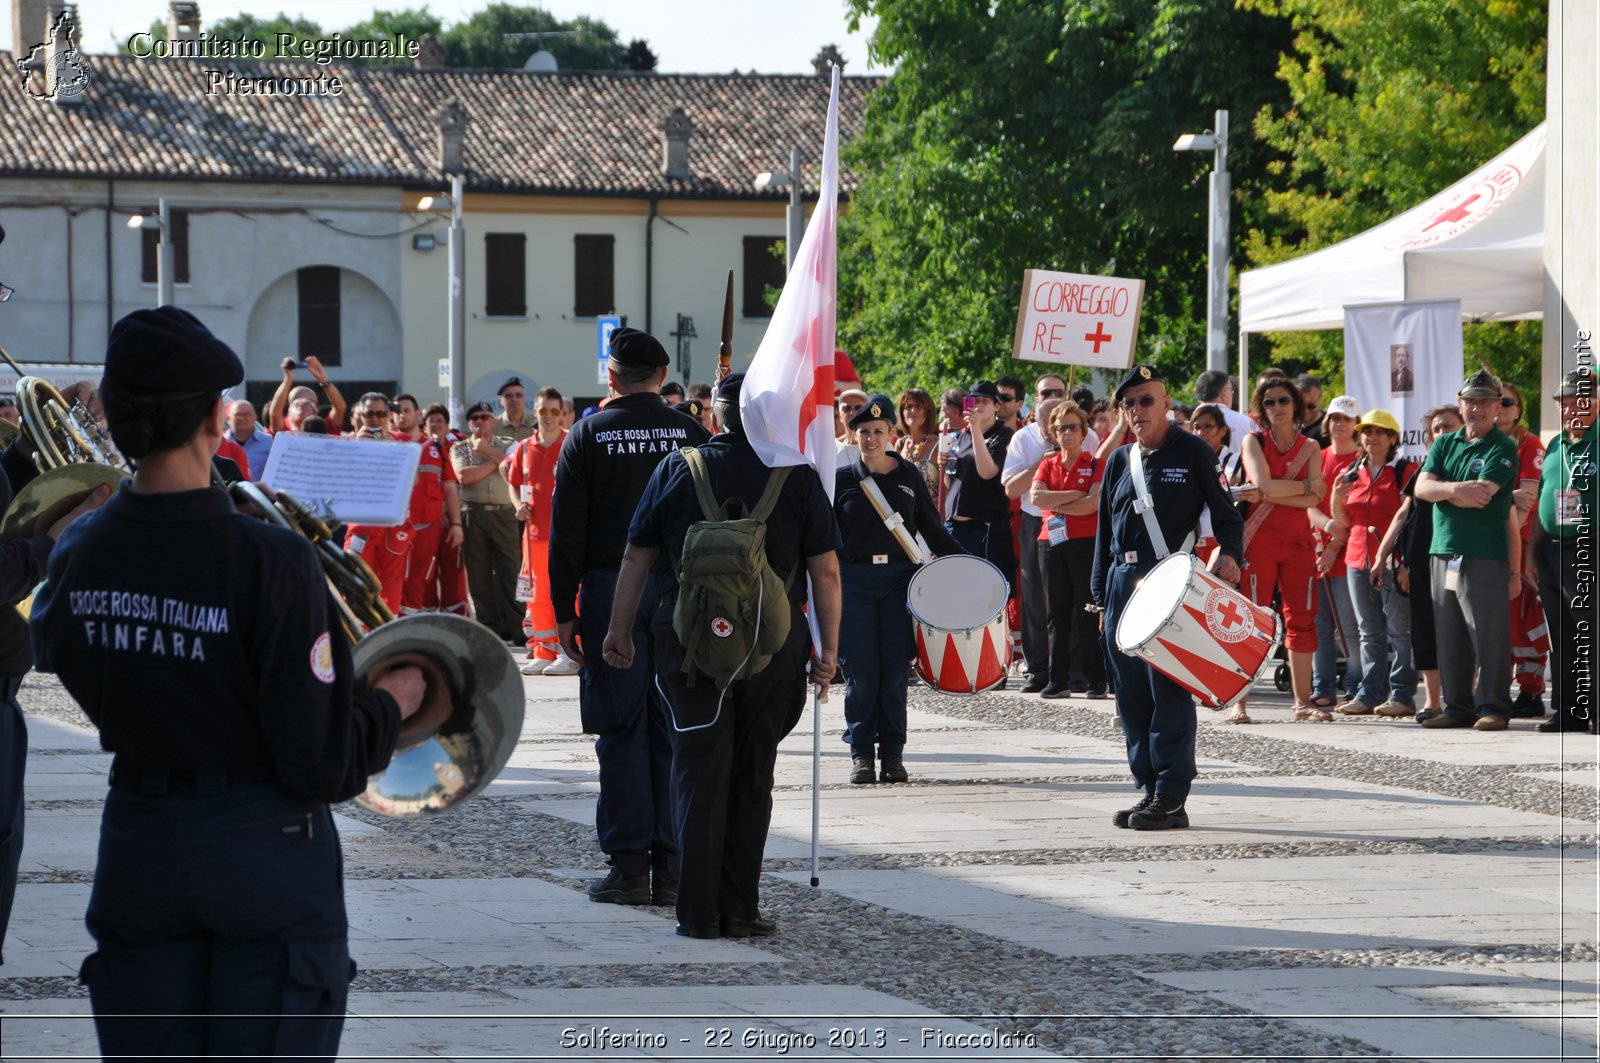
[[1237, 328, 1249, 410]]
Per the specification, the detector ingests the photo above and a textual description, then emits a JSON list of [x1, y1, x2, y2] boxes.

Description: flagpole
[[810, 686, 822, 887]]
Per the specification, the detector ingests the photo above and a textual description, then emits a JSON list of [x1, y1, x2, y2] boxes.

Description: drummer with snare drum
[[1090, 364, 1243, 832], [834, 395, 964, 786]]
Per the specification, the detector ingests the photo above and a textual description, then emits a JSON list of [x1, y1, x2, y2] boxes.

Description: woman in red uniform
[[1307, 396, 1363, 709], [1239, 378, 1326, 717], [1497, 382, 1548, 716], [1030, 402, 1105, 698]]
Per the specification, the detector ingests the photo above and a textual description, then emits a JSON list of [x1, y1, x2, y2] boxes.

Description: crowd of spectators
[[225, 352, 1591, 736]]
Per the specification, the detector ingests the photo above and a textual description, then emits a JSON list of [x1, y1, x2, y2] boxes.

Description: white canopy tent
[[1238, 122, 1545, 337]]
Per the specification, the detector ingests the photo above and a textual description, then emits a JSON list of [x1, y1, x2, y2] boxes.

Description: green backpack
[[670, 448, 798, 689]]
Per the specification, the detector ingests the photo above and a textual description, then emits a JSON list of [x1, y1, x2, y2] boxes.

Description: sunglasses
[[841, 403, 864, 414], [1262, 395, 1294, 409], [997, 393, 1019, 404], [469, 414, 493, 422], [363, 410, 389, 418], [1194, 422, 1220, 432], [1499, 397, 1518, 408], [1118, 395, 1159, 410], [1056, 423, 1085, 434], [1037, 388, 1065, 399]]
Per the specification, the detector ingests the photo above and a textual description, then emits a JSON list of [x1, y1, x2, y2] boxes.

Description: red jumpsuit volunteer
[[503, 387, 568, 673], [419, 404, 469, 614], [394, 395, 464, 616], [342, 392, 411, 615], [1239, 377, 1326, 716]]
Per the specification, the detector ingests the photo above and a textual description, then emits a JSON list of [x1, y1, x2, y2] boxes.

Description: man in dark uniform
[[29, 306, 426, 1061], [1091, 364, 1243, 832], [0, 418, 110, 964], [943, 379, 1015, 590], [602, 372, 840, 939], [549, 326, 709, 906]]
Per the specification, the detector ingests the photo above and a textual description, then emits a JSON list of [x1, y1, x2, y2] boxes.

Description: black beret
[[1114, 363, 1164, 401], [968, 380, 1001, 401], [681, 398, 704, 421], [848, 393, 896, 430], [609, 326, 669, 369], [104, 307, 243, 395], [715, 372, 745, 402], [497, 376, 524, 395], [465, 400, 494, 418]]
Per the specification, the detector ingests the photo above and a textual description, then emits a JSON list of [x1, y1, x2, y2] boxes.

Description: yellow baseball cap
[[1354, 408, 1401, 434]]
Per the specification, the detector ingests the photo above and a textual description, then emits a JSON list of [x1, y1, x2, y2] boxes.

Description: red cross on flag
[[740, 66, 842, 503]]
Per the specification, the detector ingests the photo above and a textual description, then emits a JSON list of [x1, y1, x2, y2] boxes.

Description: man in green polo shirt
[[1526, 365, 1599, 734], [1415, 368, 1523, 730]]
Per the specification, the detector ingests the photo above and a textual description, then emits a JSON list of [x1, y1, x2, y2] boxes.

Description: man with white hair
[[223, 399, 272, 475]]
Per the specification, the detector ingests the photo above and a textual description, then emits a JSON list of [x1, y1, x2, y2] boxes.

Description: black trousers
[[651, 603, 808, 933], [0, 674, 24, 965], [1017, 512, 1049, 678], [1537, 533, 1596, 728], [1041, 539, 1105, 690], [82, 783, 352, 1062]]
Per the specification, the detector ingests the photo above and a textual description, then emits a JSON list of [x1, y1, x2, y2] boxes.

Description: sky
[[3, 0, 883, 73]]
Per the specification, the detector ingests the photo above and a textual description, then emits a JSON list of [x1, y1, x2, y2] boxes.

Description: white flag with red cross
[[739, 66, 841, 502]]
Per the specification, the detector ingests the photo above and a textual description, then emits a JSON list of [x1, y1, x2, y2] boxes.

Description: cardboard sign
[[259, 432, 421, 527], [1011, 269, 1144, 370]]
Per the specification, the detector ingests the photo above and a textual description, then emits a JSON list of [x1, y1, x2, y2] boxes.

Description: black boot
[[879, 751, 909, 784], [849, 754, 876, 784]]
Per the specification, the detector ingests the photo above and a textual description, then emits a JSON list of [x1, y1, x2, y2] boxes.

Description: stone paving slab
[[764, 773, 1591, 858], [780, 850, 1595, 956], [1145, 966, 1593, 1061]]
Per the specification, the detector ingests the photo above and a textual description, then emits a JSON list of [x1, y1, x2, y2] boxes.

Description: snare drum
[[907, 554, 1010, 694], [1114, 552, 1283, 708]]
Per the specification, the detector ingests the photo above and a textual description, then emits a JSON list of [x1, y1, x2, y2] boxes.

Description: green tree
[[440, 4, 626, 70], [341, 8, 445, 66], [1239, 0, 1547, 416], [835, 0, 1295, 400]]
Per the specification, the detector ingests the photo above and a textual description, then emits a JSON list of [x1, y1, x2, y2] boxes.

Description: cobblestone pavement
[[4, 669, 1596, 1061]]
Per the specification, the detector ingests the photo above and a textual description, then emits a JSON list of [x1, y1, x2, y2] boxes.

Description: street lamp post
[[755, 148, 804, 276], [1174, 110, 1230, 377], [126, 196, 175, 307], [447, 173, 465, 430]]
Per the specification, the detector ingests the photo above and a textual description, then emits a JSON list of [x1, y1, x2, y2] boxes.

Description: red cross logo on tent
[[710, 616, 735, 639]]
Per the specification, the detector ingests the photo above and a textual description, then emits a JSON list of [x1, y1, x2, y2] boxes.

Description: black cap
[[968, 380, 1001, 401], [104, 306, 243, 395], [465, 400, 494, 418], [715, 372, 745, 402], [1554, 366, 1596, 399], [1458, 367, 1502, 399], [848, 393, 895, 430], [1114, 363, 1164, 401], [497, 376, 524, 396], [681, 397, 704, 421], [609, 326, 669, 369]]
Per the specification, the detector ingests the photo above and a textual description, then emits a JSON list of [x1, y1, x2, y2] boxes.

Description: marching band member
[[1091, 365, 1242, 832], [832, 394, 962, 785], [30, 307, 424, 1060]]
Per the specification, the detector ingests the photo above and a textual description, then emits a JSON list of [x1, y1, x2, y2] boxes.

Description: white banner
[[1343, 299, 1463, 459]]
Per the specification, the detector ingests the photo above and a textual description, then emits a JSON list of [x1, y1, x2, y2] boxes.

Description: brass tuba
[[228, 481, 524, 818], [0, 370, 129, 544]]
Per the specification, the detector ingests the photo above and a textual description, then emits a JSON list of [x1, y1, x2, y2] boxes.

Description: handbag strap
[[1241, 434, 1318, 555]]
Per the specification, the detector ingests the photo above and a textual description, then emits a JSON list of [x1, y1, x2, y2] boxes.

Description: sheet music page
[[259, 433, 421, 526]]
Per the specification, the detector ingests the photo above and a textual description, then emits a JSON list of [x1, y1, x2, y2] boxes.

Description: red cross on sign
[[1084, 321, 1112, 354]]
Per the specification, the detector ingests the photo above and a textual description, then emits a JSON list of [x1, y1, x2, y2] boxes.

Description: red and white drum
[[908, 554, 1010, 694], [1114, 552, 1283, 708]]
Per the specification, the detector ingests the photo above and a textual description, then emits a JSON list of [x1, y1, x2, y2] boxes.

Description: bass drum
[[1114, 552, 1282, 709], [907, 554, 1010, 694]]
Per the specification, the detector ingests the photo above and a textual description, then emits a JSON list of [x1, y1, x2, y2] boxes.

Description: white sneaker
[[520, 658, 552, 676], [541, 653, 582, 676]]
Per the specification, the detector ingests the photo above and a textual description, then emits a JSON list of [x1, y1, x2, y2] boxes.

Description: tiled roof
[[0, 53, 877, 197]]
